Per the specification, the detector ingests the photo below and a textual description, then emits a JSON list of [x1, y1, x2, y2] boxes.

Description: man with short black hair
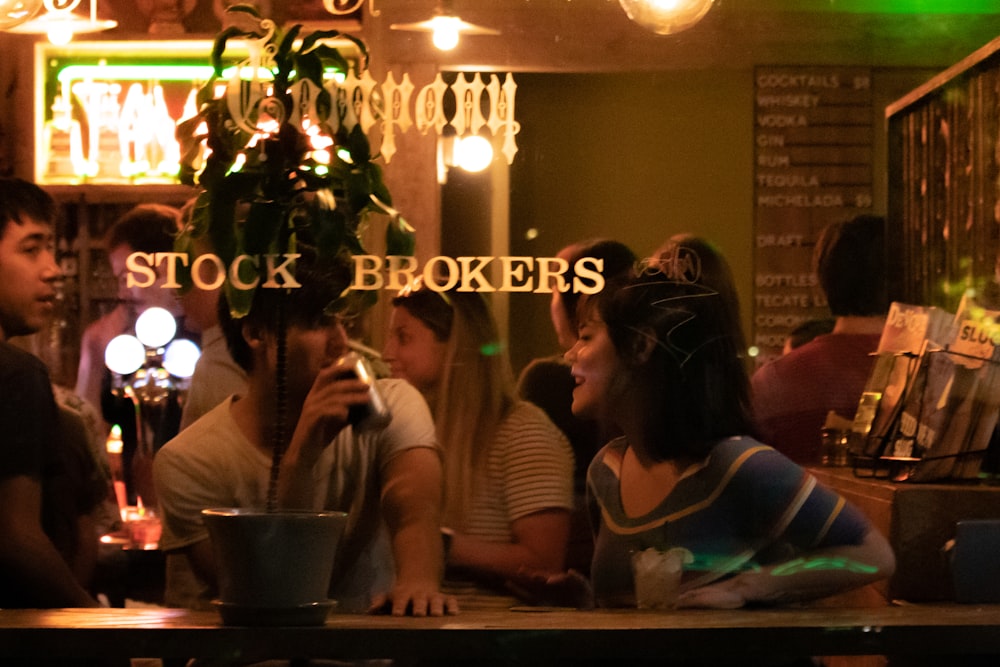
[[751, 215, 889, 464], [155, 245, 457, 616], [0, 177, 104, 607]]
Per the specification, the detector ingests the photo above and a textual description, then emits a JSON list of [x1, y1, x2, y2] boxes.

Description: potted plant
[[173, 4, 414, 625]]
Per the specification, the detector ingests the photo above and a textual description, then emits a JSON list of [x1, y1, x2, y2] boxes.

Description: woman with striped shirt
[[383, 281, 574, 591]]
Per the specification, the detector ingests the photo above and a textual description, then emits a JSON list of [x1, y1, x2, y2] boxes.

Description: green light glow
[[749, 1, 1000, 13], [480, 341, 504, 356], [57, 65, 216, 84], [669, 553, 761, 573], [227, 153, 247, 175], [55, 64, 344, 85], [771, 556, 879, 576]]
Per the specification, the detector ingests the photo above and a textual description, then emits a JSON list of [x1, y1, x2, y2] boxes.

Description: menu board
[[753, 66, 874, 367]]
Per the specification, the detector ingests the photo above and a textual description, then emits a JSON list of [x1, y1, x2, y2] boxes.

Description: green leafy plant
[[174, 4, 415, 510], [175, 3, 414, 318]]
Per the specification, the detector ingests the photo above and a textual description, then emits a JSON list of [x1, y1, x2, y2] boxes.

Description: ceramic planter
[[202, 508, 348, 626]]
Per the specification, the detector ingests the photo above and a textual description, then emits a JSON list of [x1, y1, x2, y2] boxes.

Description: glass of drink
[[125, 510, 162, 550], [631, 547, 693, 610], [821, 428, 850, 466]]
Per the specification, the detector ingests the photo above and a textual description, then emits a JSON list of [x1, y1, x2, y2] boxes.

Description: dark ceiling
[[65, 0, 1000, 72]]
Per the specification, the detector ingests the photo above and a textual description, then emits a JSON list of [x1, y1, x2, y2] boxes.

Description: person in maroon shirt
[[751, 215, 889, 465]]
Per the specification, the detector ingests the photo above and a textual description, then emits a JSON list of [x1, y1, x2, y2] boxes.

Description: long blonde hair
[[392, 287, 515, 528]]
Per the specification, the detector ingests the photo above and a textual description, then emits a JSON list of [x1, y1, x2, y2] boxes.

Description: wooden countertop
[[1, 602, 999, 662], [810, 466, 1000, 602]]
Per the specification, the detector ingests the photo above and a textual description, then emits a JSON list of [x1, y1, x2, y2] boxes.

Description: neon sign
[[37, 41, 519, 185]]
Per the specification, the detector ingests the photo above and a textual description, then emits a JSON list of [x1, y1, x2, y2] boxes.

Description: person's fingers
[[366, 593, 390, 614], [406, 593, 429, 617], [428, 595, 444, 617]]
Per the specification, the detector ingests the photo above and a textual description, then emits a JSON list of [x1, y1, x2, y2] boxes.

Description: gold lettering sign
[[127, 252, 605, 295]]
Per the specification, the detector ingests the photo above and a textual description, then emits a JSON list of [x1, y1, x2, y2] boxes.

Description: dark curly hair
[[0, 177, 56, 234], [219, 245, 353, 372], [556, 238, 637, 332], [595, 238, 753, 460], [813, 215, 888, 317], [104, 204, 179, 254]]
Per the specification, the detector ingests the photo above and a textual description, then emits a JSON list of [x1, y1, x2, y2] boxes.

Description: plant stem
[[267, 290, 288, 512]]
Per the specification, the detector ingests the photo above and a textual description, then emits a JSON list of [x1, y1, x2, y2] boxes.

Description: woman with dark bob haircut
[[567, 238, 895, 609]]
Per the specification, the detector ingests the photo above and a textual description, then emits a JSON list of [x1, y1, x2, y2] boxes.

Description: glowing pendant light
[[619, 0, 715, 36], [9, 0, 117, 45], [390, 1, 499, 52], [0, 0, 44, 30]]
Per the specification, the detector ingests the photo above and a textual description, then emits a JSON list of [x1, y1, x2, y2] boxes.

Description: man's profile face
[[0, 216, 61, 340], [268, 315, 352, 404]]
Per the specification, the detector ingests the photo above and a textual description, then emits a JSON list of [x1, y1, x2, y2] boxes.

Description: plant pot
[[201, 508, 348, 626]]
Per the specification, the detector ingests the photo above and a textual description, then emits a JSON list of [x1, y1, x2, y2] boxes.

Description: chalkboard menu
[[753, 66, 874, 367]]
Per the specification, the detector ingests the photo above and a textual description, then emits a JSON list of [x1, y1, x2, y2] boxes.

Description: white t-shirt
[[178, 325, 247, 431], [154, 378, 439, 612]]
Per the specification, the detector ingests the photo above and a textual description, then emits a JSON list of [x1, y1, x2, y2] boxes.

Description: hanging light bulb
[[163, 339, 201, 379], [0, 0, 43, 30], [105, 334, 146, 376], [135, 306, 177, 349], [390, 2, 499, 52], [454, 135, 494, 173], [8, 0, 117, 44], [618, 0, 715, 36], [46, 18, 72, 44], [430, 16, 460, 51]]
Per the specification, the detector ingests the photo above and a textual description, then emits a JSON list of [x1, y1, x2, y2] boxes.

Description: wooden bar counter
[[1, 603, 999, 663], [810, 466, 1000, 602]]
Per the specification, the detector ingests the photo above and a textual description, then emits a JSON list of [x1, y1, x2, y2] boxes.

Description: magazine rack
[[856, 347, 1000, 483]]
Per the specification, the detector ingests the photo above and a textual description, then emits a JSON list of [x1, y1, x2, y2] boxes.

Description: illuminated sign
[[124, 252, 607, 295], [37, 41, 223, 184], [35, 40, 519, 185]]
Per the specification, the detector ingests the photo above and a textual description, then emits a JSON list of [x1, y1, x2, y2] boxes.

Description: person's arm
[[447, 405, 574, 582], [447, 507, 571, 579], [75, 307, 127, 416], [676, 527, 896, 609], [70, 510, 100, 588], [0, 475, 100, 607], [371, 447, 458, 617], [278, 366, 372, 509], [182, 537, 219, 594], [153, 442, 222, 604], [74, 328, 104, 419]]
